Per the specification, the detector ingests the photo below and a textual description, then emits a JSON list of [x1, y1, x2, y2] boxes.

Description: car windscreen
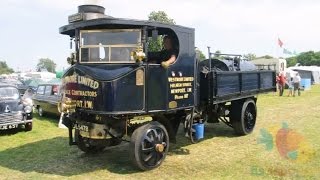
[[80, 29, 142, 63], [0, 87, 20, 100]]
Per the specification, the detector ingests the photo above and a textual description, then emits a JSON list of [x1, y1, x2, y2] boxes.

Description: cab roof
[[59, 17, 194, 37]]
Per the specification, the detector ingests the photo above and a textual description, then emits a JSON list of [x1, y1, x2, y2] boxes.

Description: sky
[[1, 0, 320, 71]]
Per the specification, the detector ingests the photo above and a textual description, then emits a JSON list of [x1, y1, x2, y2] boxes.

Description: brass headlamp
[[58, 96, 77, 114], [131, 46, 146, 63]]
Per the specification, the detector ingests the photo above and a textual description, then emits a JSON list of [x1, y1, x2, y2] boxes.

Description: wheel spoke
[[151, 129, 162, 143], [132, 122, 169, 170], [153, 152, 158, 165], [159, 131, 164, 142], [143, 153, 153, 162], [145, 134, 154, 143], [244, 105, 256, 130], [142, 146, 154, 153]]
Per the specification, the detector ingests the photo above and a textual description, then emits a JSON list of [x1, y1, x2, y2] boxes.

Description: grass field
[[0, 86, 319, 179]]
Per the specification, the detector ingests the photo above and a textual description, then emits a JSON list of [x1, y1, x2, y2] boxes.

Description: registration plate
[[0, 124, 18, 130], [75, 123, 89, 132]]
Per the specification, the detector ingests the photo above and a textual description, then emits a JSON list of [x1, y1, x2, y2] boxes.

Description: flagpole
[[276, 34, 280, 59]]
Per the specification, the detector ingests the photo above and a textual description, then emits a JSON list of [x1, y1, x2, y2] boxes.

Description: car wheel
[[130, 121, 169, 171], [25, 122, 33, 131], [38, 107, 44, 117]]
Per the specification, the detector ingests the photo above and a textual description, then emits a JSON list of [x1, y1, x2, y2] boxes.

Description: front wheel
[[130, 121, 169, 171], [25, 122, 33, 131], [230, 99, 257, 135], [38, 107, 44, 117]]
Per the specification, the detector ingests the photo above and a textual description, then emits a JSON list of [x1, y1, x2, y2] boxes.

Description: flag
[[278, 38, 284, 48]]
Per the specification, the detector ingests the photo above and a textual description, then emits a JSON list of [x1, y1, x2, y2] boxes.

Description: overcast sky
[[1, 0, 320, 71]]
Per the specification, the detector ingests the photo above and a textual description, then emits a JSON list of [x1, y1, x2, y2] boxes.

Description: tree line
[[1, 11, 319, 75], [286, 51, 320, 67], [243, 52, 320, 67], [0, 58, 56, 75], [0, 61, 14, 75]]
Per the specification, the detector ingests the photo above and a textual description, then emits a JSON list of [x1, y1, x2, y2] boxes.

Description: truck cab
[[60, 5, 196, 114], [60, 5, 197, 170]]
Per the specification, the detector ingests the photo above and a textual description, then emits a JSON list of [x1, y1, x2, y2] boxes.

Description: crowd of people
[[276, 71, 301, 97]]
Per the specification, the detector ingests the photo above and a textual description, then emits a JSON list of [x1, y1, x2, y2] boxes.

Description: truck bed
[[199, 70, 276, 104]]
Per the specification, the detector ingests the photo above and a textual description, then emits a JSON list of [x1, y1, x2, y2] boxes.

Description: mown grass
[[0, 85, 319, 179]]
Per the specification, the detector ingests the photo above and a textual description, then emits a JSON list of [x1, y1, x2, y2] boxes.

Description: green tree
[[286, 56, 298, 67], [0, 61, 14, 75], [148, 11, 175, 25], [212, 50, 226, 60], [147, 11, 175, 52], [286, 51, 320, 67], [196, 49, 206, 61], [244, 53, 257, 60], [214, 50, 221, 57], [36, 58, 56, 73]]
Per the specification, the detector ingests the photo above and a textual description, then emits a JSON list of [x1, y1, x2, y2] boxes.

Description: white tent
[[288, 66, 320, 84], [23, 72, 56, 82]]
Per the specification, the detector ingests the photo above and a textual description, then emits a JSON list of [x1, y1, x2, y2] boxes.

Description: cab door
[[166, 57, 195, 110], [43, 85, 54, 113], [47, 85, 61, 115], [146, 58, 195, 112], [146, 64, 168, 112], [33, 85, 46, 109], [145, 30, 196, 112]]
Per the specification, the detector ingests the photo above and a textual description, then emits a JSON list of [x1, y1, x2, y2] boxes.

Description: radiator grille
[[0, 112, 24, 124]]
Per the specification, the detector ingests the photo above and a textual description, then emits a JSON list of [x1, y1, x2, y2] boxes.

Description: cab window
[[52, 85, 60, 95], [147, 29, 179, 64], [45, 86, 52, 96], [80, 29, 142, 63], [37, 86, 45, 95]]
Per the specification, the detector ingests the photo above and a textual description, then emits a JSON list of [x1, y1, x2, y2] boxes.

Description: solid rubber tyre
[[130, 121, 169, 171], [230, 99, 257, 135], [75, 129, 106, 153]]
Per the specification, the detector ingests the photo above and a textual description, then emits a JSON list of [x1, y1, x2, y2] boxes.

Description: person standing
[[287, 77, 294, 97], [276, 74, 280, 95], [293, 72, 301, 97], [278, 72, 286, 96]]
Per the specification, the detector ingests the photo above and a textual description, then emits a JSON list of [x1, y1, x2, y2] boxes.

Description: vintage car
[[0, 83, 33, 131], [0, 79, 30, 96], [33, 82, 61, 117]]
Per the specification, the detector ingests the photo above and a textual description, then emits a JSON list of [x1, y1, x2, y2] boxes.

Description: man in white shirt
[[293, 72, 301, 96]]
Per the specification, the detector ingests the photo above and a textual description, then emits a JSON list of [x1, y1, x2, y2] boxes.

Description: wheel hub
[[247, 112, 253, 120], [155, 143, 164, 153]]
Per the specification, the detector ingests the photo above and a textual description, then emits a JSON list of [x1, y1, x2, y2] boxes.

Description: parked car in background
[[0, 83, 33, 131], [0, 79, 29, 95], [33, 82, 61, 117]]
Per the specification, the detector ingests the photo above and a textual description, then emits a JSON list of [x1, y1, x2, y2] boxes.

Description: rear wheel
[[130, 121, 169, 171], [230, 99, 257, 135], [75, 129, 107, 153]]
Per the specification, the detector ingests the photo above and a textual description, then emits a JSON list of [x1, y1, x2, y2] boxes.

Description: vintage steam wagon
[[59, 5, 276, 170]]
